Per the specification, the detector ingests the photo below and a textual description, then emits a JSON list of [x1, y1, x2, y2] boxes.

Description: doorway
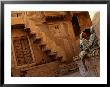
[[71, 16, 80, 38]]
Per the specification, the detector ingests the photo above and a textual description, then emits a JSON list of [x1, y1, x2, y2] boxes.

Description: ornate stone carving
[[13, 36, 33, 66]]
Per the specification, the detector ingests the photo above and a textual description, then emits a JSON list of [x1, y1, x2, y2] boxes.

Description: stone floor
[[62, 71, 81, 77]]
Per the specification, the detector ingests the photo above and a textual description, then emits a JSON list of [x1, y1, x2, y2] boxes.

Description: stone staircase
[[24, 17, 67, 62]]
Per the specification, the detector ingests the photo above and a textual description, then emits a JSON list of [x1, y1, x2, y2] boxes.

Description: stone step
[[24, 28, 31, 32], [48, 52, 57, 56], [48, 54, 56, 59], [39, 43, 46, 49], [56, 56, 63, 61], [33, 37, 41, 43], [43, 48, 51, 54], [42, 47, 50, 52], [23, 22, 63, 64], [29, 32, 36, 37]]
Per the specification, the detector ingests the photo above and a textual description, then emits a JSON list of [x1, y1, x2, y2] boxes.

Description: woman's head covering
[[90, 26, 95, 34], [80, 32, 83, 39]]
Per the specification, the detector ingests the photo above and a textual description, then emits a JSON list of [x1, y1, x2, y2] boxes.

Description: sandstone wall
[[11, 29, 49, 67], [76, 12, 92, 32], [11, 11, 93, 77], [92, 12, 100, 40]]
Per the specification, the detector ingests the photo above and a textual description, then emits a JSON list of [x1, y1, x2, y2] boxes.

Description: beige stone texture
[[11, 11, 94, 77]]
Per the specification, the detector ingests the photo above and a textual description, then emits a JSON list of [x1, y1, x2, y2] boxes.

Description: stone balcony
[[43, 11, 67, 17], [11, 17, 25, 25]]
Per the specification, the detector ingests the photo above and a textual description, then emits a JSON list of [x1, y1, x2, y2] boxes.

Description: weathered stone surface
[[76, 60, 89, 76], [92, 12, 100, 40], [25, 61, 78, 77], [85, 56, 100, 77], [11, 11, 96, 77], [26, 61, 59, 77]]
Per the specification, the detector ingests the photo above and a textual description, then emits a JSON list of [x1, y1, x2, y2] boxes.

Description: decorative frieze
[[13, 36, 33, 66]]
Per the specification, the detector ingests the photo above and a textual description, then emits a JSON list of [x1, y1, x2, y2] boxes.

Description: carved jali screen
[[13, 36, 33, 66]]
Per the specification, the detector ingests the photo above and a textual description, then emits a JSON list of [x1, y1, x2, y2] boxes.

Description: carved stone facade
[[13, 36, 33, 66], [11, 11, 99, 77]]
